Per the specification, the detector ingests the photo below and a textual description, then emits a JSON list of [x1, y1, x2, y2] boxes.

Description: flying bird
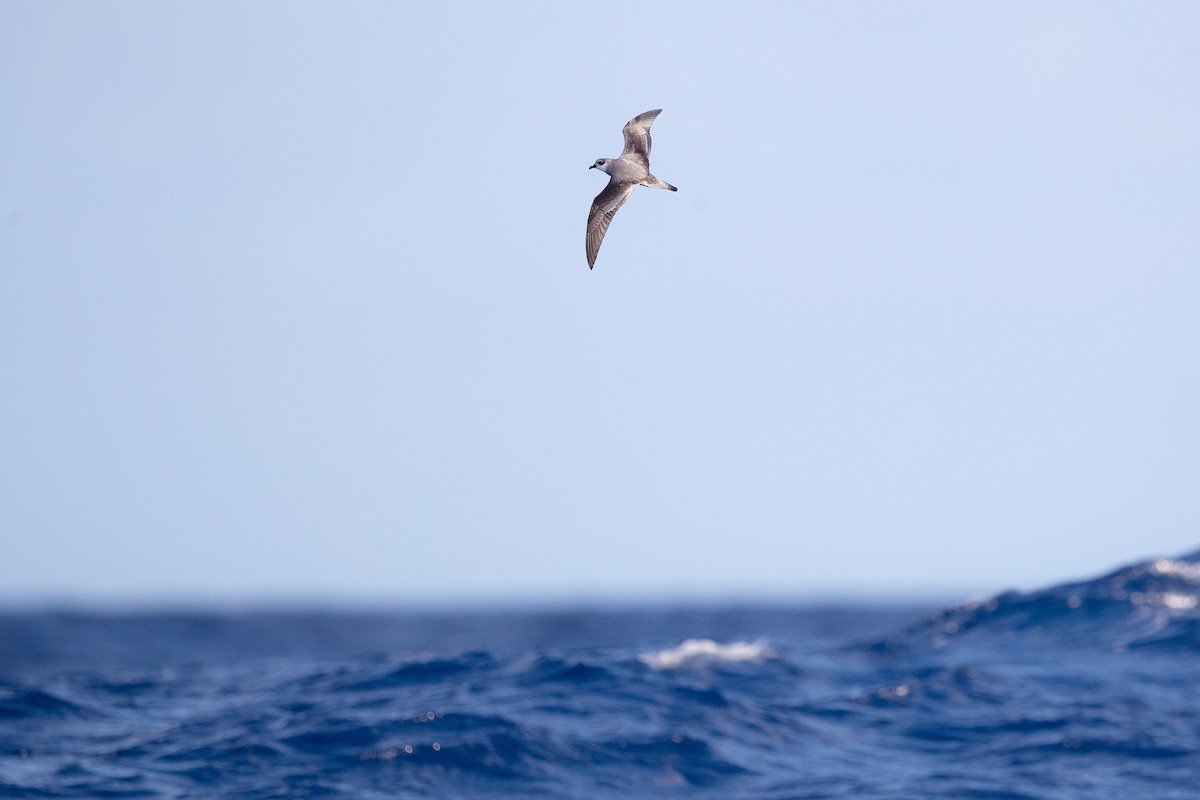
[[586, 109, 677, 269]]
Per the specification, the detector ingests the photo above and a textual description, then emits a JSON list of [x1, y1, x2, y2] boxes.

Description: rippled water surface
[[4, 552, 1200, 799]]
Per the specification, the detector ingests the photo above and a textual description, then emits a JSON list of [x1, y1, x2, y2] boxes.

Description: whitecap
[[638, 638, 776, 670]]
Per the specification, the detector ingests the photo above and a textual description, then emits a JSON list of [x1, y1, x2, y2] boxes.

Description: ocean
[[3, 551, 1199, 799]]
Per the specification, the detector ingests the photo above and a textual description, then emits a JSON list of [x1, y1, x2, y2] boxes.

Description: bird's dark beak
[[588, 164, 595, 169]]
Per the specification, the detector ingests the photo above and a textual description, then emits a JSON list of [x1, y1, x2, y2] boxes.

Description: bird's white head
[[589, 158, 612, 175]]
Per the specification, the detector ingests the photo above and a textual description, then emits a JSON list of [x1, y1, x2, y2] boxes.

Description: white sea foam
[[1153, 558, 1200, 583], [638, 638, 776, 670]]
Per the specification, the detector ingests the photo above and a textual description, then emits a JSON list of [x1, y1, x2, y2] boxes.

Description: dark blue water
[[3, 552, 1200, 799]]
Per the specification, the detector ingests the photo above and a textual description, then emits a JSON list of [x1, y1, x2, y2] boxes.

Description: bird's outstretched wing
[[586, 179, 637, 269], [620, 109, 662, 170]]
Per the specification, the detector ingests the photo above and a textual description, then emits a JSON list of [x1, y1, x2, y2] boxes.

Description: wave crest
[[869, 549, 1200, 654], [638, 639, 775, 670]]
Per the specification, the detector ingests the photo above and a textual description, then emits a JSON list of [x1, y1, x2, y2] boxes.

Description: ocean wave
[[867, 549, 1200, 655], [0, 683, 90, 720]]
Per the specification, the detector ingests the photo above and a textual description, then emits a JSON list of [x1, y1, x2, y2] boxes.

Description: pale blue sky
[[2, 2, 1198, 605]]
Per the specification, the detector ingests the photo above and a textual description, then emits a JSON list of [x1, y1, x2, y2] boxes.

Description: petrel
[[586, 109, 677, 269]]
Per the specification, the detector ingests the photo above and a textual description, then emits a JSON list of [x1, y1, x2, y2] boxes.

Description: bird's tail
[[642, 173, 678, 192]]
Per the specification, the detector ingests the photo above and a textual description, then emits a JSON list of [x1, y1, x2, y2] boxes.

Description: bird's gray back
[[608, 157, 648, 184]]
